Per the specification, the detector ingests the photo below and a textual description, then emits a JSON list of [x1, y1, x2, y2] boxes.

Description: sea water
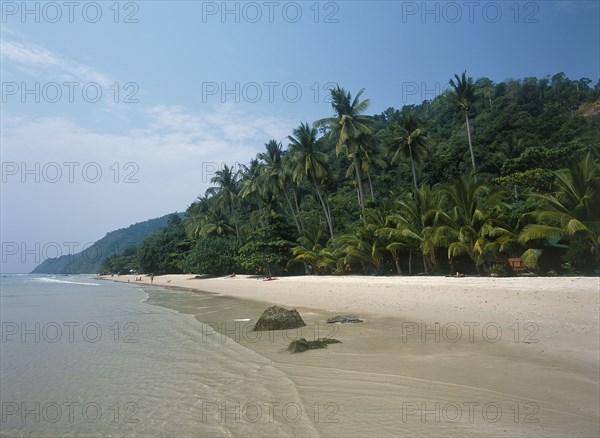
[[0, 275, 317, 437]]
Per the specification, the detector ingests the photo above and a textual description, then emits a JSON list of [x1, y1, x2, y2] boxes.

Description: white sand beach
[[105, 274, 600, 437]]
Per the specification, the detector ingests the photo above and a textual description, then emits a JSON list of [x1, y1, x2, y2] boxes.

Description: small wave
[[31, 277, 100, 286]]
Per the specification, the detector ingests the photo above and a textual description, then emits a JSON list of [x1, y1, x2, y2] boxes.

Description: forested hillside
[[31, 213, 181, 274], [102, 73, 600, 276]]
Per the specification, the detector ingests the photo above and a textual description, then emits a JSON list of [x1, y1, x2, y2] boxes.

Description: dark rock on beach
[[326, 315, 363, 324], [288, 338, 341, 353], [253, 305, 306, 331]]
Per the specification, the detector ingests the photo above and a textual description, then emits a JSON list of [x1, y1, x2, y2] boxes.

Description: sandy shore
[[104, 274, 599, 437]]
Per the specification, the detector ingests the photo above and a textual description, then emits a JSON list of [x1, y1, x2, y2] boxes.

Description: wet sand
[[105, 275, 600, 437]]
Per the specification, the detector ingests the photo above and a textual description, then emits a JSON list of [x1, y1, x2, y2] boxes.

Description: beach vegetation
[[100, 73, 600, 276]]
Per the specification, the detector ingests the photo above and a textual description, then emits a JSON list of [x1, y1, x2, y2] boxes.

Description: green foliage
[[100, 245, 138, 275], [236, 219, 295, 275], [66, 73, 600, 278], [179, 236, 239, 275], [32, 213, 181, 274], [519, 154, 600, 273], [137, 214, 187, 275]]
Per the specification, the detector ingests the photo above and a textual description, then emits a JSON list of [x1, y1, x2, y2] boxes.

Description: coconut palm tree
[[435, 173, 508, 272], [258, 139, 303, 233], [337, 232, 383, 275], [379, 184, 441, 275], [519, 154, 600, 269], [183, 196, 210, 239], [199, 205, 237, 237], [387, 109, 429, 189], [356, 135, 387, 202], [316, 85, 375, 210], [449, 71, 477, 170], [239, 158, 264, 206], [287, 122, 334, 237], [290, 221, 328, 274], [206, 164, 241, 239]]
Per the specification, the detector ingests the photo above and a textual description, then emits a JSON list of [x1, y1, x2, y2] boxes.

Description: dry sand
[[104, 274, 599, 437]]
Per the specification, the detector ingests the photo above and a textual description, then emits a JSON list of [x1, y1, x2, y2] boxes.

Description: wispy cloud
[[2, 103, 295, 189], [0, 39, 112, 86], [146, 103, 292, 150]]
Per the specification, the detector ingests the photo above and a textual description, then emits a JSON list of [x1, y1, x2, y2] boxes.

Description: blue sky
[[1, 0, 599, 273]]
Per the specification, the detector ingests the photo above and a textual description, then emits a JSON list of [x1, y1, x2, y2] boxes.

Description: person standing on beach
[[150, 274, 154, 284]]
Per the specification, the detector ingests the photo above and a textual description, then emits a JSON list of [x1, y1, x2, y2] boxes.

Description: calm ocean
[[0, 275, 317, 437]]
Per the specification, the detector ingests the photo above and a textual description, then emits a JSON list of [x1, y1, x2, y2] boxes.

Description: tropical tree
[[449, 71, 477, 170], [180, 236, 239, 275], [240, 158, 278, 230], [316, 85, 375, 210], [381, 184, 441, 274], [199, 205, 237, 237], [519, 154, 600, 272], [206, 164, 241, 239], [239, 158, 264, 206], [236, 219, 295, 276], [337, 230, 384, 275], [290, 221, 329, 274], [183, 197, 211, 239], [435, 173, 509, 272], [258, 139, 303, 233], [137, 215, 188, 274], [288, 122, 334, 237], [352, 135, 387, 202], [387, 109, 429, 189]]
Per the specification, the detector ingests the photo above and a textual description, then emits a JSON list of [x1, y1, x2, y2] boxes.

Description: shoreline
[[102, 274, 600, 437]]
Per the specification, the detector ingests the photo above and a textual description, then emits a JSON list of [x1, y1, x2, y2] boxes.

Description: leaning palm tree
[[357, 135, 387, 202], [240, 158, 279, 230], [183, 196, 210, 239], [387, 109, 429, 189], [258, 139, 303, 233], [238, 158, 264, 206], [449, 71, 477, 170], [287, 122, 334, 237], [519, 154, 600, 269], [316, 85, 375, 210], [206, 164, 241, 239]]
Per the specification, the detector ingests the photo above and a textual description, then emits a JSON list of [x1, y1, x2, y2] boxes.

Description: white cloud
[[1, 103, 295, 272], [0, 40, 112, 87]]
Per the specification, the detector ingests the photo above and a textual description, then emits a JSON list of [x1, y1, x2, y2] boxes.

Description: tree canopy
[[101, 73, 600, 277]]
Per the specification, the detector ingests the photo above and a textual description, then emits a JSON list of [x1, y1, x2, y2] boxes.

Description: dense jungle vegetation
[[102, 72, 600, 277]]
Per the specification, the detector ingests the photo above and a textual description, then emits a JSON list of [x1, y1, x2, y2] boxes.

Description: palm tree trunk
[[367, 169, 375, 202], [408, 250, 412, 276], [409, 147, 418, 189], [283, 190, 301, 233], [229, 202, 240, 240], [422, 253, 429, 274], [353, 155, 365, 209], [313, 179, 334, 238], [392, 251, 402, 275], [465, 112, 476, 170], [292, 191, 304, 231], [323, 196, 334, 236]]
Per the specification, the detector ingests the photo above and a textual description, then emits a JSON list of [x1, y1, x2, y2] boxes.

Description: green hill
[[31, 213, 183, 274]]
